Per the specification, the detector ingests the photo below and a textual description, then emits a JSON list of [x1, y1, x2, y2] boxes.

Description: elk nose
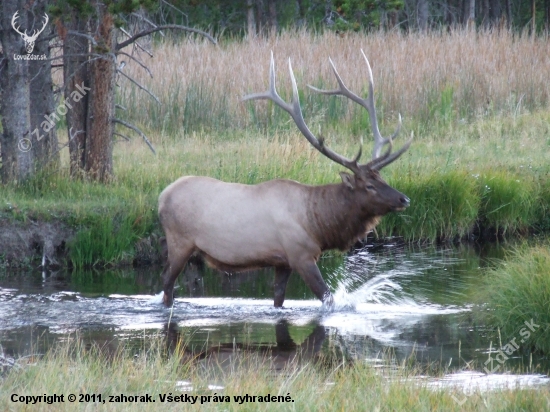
[[400, 195, 410, 208]]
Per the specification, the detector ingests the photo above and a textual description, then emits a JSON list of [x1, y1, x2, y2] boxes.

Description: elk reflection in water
[[163, 319, 348, 371]]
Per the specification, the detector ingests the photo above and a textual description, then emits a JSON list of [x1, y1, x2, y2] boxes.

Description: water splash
[[329, 248, 421, 311], [150, 291, 165, 305], [333, 271, 408, 310]]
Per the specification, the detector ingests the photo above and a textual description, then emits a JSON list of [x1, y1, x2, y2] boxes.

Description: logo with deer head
[[11, 11, 49, 54]]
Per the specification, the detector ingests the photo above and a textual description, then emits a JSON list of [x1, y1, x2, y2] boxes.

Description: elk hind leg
[[161, 243, 194, 307]]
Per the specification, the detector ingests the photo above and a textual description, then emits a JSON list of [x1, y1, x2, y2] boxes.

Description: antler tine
[[308, 53, 391, 160], [368, 134, 413, 171], [361, 49, 391, 159], [242, 51, 293, 113], [308, 57, 365, 106], [243, 53, 362, 175]]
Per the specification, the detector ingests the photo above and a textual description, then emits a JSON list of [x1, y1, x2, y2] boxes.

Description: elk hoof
[[322, 292, 335, 310], [163, 292, 174, 307]]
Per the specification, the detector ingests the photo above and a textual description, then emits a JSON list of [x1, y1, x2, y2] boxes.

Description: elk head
[[11, 11, 49, 54], [243, 52, 412, 216]]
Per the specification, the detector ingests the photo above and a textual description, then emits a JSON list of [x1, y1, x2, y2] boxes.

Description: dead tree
[[58, 2, 216, 182], [0, 0, 33, 184]]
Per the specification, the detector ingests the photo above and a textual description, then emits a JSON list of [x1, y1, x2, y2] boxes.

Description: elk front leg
[[274, 266, 292, 308], [294, 259, 334, 308]]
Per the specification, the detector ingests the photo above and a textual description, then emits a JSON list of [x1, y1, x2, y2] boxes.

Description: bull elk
[[159, 51, 412, 308]]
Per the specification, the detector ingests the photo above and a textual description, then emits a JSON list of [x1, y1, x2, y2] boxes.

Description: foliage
[[157, 0, 550, 35], [474, 244, 550, 355]]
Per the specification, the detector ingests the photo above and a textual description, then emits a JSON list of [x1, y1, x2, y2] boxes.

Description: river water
[[0, 241, 548, 391]]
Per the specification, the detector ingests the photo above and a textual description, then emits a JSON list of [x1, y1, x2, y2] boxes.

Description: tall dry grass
[[119, 29, 550, 136]]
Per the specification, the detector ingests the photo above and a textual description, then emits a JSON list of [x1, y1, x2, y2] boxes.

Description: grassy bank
[[1, 338, 549, 411], [1, 30, 550, 267], [2, 110, 549, 267], [474, 243, 550, 355]]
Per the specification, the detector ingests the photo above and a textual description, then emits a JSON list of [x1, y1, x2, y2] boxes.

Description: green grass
[[1, 337, 549, 411], [473, 243, 550, 355], [377, 170, 480, 240], [1, 108, 550, 267], [68, 212, 155, 268], [478, 171, 539, 235]]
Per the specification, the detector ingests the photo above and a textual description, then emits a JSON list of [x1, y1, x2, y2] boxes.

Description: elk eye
[[366, 184, 375, 190]]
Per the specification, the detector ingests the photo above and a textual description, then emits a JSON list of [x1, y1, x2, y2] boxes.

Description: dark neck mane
[[306, 184, 381, 251]]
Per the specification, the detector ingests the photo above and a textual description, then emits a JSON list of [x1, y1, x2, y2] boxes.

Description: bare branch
[[116, 25, 216, 51], [116, 69, 160, 104], [113, 132, 131, 141], [117, 51, 153, 77], [46, 53, 104, 63], [161, 0, 189, 25], [113, 118, 156, 154], [130, 12, 164, 35], [119, 27, 153, 57], [115, 104, 127, 111], [66, 30, 98, 46]]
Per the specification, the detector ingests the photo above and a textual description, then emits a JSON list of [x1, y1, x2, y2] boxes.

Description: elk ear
[[339, 171, 356, 190]]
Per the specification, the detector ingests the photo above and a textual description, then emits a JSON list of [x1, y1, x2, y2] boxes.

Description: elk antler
[[243, 52, 363, 175], [308, 50, 412, 171]]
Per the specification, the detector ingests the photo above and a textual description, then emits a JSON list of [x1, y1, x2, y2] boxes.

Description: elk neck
[[305, 182, 381, 251]]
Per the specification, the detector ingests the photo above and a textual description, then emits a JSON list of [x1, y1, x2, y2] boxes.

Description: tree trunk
[[85, 6, 116, 183], [255, 0, 265, 35], [481, 0, 490, 26], [467, 0, 476, 27], [418, 0, 429, 31], [546, 0, 550, 32], [246, 0, 256, 39], [268, 0, 278, 34], [296, 0, 306, 27], [0, 0, 33, 184], [63, 11, 90, 178], [29, 0, 58, 172], [388, 10, 398, 29], [506, 0, 512, 27], [531, 0, 537, 36], [488, 0, 502, 26]]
